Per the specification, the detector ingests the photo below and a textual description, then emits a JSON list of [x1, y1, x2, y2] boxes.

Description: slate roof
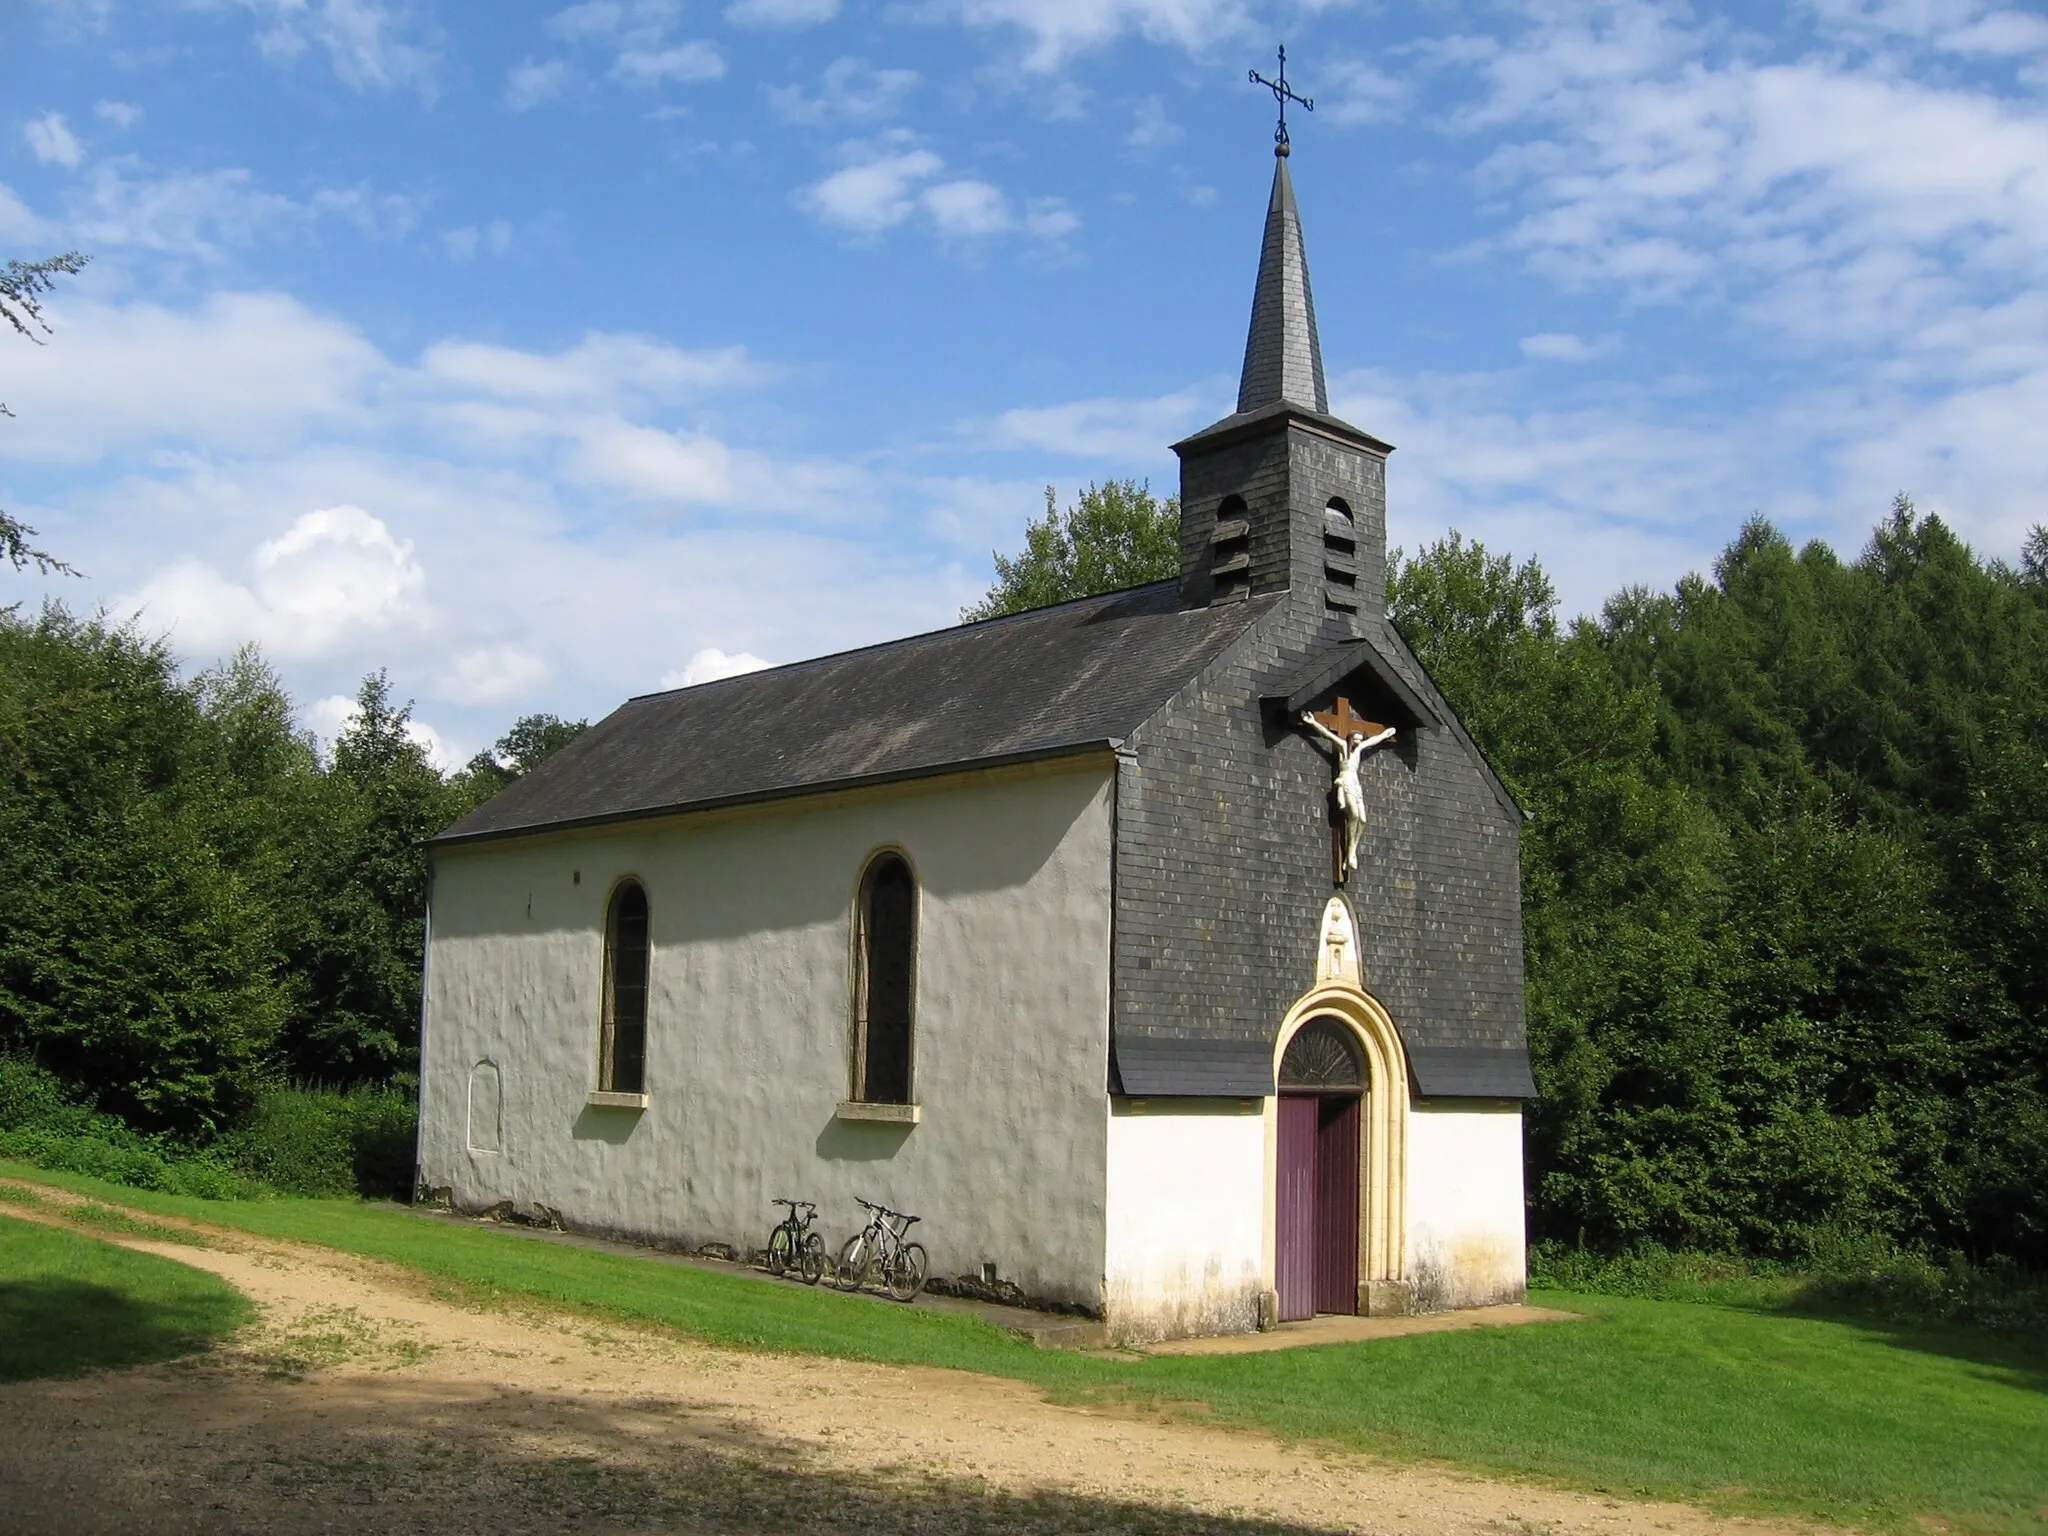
[[437, 582, 1274, 845], [1237, 154, 1326, 415]]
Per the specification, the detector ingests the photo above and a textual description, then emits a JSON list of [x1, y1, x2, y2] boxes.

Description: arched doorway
[[1275, 1017, 1365, 1320]]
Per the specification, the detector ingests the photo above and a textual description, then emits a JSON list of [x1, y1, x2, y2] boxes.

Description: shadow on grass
[[1765, 1291, 2048, 1396], [0, 1277, 246, 1382], [0, 1369, 1358, 1535]]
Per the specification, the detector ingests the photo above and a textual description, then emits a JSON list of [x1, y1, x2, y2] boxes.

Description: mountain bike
[[765, 1198, 826, 1284], [834, 1197, 927, 1302]]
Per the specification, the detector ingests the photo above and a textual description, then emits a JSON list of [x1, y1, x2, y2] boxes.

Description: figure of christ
[[1299, 712, 1397, 875]]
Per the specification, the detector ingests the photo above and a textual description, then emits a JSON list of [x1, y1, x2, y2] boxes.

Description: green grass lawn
[[0, 1211, 251, 1381], [5, 1160, 2044, 1533]]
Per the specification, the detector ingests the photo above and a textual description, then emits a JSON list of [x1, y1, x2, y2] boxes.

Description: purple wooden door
[[1315, 1095, 1362, 1315], [1275, 1095, 1318, 1322]]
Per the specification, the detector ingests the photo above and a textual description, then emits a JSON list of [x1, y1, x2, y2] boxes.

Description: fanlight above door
[[1279, 1016, 1365, 1093]]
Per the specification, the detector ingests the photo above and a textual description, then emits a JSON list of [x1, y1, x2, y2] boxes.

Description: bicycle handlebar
[[772, 1198, 816, 1212], [855, 1196, 920, 1224]]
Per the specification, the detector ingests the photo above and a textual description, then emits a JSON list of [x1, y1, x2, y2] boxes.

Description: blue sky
[[4, 0, 2045, 764]]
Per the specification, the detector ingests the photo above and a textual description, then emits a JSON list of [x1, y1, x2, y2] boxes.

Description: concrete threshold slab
[[386, 1204, 1101, 1348], [1138, 1303, 1581, 1355]]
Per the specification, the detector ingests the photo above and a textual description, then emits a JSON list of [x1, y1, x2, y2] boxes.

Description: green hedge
[[0, 1055, 415, 1201], [218, 1083, 416, 1198], [1531, 1239, 2048, 1334]]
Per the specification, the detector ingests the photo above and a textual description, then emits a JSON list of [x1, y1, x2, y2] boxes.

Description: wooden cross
[[1310, 695, 1389, 887], [1310, 696, 1388, 743]]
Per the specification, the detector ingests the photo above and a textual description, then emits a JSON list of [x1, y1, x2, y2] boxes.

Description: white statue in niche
[[1316, 895, 1363, 986], [1300, 706, 1397, 876]]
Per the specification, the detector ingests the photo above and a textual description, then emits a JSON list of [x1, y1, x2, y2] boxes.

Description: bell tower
[[1174, 140, 1393, 630]]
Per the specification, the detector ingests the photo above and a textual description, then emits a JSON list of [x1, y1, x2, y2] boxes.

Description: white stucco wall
[[1103, 1099, 1266, 1342], [1404, 1101, 1527, 1310], [418, 759, 1116, 1309]]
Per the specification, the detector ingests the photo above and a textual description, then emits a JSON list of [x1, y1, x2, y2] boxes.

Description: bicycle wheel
[[798, 1232, 826, 1285], [836, 1233, 871, 1291], [766, 1223, 792, 1276], [885, 1241, 928, 1302]]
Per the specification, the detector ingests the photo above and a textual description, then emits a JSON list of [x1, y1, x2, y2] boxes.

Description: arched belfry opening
[[1269, 983, 1410, 1320]]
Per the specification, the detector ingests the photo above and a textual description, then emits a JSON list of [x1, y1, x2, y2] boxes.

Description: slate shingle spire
[[1236, 154, 1328, 416]]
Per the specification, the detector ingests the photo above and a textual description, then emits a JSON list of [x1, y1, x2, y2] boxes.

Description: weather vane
[[1249, 45, 1313, 157]]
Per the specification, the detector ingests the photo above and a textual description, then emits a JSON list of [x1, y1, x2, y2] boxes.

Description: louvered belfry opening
[[1210, 494, 1252, 605], [1322, 498, 1359, 614], [854, 853, 917, 1105], [1275, 1017, 1366, 1321]]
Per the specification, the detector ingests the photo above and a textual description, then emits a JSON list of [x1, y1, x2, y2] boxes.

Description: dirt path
[[0, 1190, 1818, 1536]]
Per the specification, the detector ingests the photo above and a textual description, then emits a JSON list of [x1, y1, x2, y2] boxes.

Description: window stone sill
[[587, 1090, 650, 1110], [835, 1100, 921, 1125]]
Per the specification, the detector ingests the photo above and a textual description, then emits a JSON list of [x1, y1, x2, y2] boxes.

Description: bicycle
[[764, 1198, 826, 1284], [834, 1197, 928, 1302]]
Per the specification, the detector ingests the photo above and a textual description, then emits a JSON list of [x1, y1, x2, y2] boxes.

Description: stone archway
[[1267, 982, 1410, 1316]]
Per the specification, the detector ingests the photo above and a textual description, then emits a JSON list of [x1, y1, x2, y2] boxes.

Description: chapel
[[420, 135, 1534, 1342]]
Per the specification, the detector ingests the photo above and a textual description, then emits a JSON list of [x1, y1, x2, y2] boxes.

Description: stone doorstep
[[390, 1203, 1105, 1347]]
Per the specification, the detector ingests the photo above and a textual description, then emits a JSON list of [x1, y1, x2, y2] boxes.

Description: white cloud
[[118, 504, 429, 663], [614, 40, 724, 83], [1023, 197, 1079, 241], [505, 58, 572, 110], [662, 647, 774, 688], [239, 0, 438, 95], [1452, 3, 2048, 357], [0, 291, 383, 462], [441, 220, 512, 262], [1125, 96, 1180, 148], [93, 100, 142, 130], [797, 138, 1079, 245], [31, 158, 421, 259], [800, 144, 945, 233], [988, 388, 1213, 458], [418, 331, 770, 407], [1318, 58, 1410, 127], [0, 184, 55, 245], [725, 0, 838, 26], [767, 58, 918, 125], [543, 1, 723, 88], [24, 112, 84, 168], [438, 646, 550, 704], [923, 178, 1012, 237], [1519, 332, 1614, 362], [950, 0, 1247, 69]]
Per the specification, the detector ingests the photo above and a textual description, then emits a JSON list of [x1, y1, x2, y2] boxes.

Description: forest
[[1, 491, 2043, 1274]]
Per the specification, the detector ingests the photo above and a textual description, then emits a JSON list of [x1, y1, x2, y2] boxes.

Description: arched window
[[852, 852, 917, 1105], [1322, 498, 1359, 614], [600, 881, 650, 1095]]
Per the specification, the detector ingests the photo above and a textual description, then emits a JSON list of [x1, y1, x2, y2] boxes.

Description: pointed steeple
[[1236, 154, 1327, 415]]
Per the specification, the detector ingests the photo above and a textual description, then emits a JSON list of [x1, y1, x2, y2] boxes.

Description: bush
[[1530, 1238, 2048, 1334], [0, 1055, 257, 1199], [221, 1084, 417, 1199]]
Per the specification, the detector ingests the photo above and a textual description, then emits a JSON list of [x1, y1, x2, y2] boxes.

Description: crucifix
[[1298, 696, 1396, 886], [1249, 45, 1313, 158]]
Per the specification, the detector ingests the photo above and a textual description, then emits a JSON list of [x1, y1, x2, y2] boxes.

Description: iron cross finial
[[1248, 45, 1313, 157]]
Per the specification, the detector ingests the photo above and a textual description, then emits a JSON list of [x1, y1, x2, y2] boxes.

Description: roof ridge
[[627, 578, 1186, 704]]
